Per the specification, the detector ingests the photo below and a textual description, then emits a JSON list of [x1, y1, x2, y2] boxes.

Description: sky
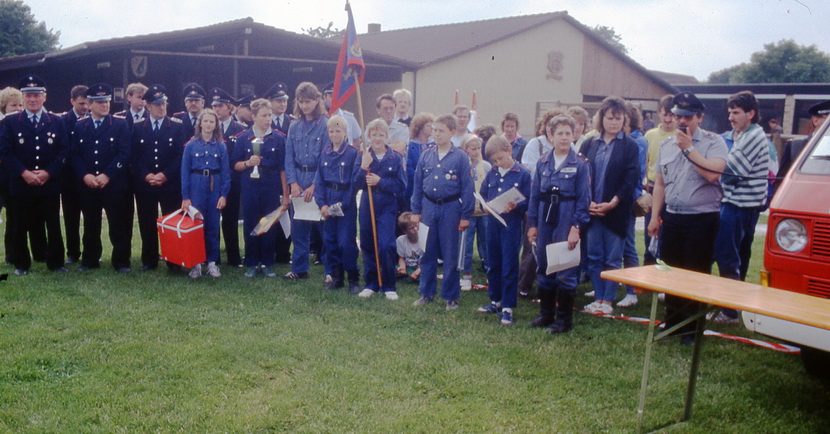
[[21, 0, 830, 82]]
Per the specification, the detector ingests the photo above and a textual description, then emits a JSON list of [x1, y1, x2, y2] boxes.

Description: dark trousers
[[81, 189, 133, 269], [221, 181, 242, 266], [518, 215, 537, 296], [135, 189, 180, 268], [8, 193, 64, 270], [62, 188, 83, 260], [660, 211, 719, 337], [274, 212, 292, 264]]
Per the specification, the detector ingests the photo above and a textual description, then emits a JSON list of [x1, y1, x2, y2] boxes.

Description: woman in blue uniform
[[527, 115, 591, 334], [232, 99, 289, 278], [181, 109, 230, 279]]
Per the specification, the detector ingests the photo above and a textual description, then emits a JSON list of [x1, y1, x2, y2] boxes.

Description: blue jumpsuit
[[181, 137, 231, 263], [355, 147, 406, 293], [411, 146, 474, 302], [480, 162, 532, 310], [285, 116, 329, 274], [232, 128, 285, 268], [314, 142, 361, 277], [527, 149, 591, 322]]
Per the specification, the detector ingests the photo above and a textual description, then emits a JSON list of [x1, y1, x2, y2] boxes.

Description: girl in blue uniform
[[314, 115, 361, 292], [233, 99, 290, 278], [527, 115, 591, 333], [181, 109, 230, 278], [356, 118, 406, 300]]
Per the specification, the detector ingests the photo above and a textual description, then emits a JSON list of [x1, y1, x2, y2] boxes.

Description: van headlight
[[774, 218, 808, 253]]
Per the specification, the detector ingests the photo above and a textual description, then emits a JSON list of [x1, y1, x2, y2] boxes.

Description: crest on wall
[[546, 51, 563, 80], [131, 56, 148, 78]]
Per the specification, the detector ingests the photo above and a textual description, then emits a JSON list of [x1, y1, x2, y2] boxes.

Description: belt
[[540, 194, 575, 204], [425, 193, 460, 205], [295, 164, 318, 173], [325, 182, 349, 192], [191, 169, 219, 176]]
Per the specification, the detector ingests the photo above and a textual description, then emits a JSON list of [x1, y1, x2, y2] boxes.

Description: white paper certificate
[[292, 197, 322, 221], [545, 240, 581, 275], [487, 186, 526, 215]]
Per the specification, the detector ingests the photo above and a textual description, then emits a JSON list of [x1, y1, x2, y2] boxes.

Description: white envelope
[[545, 240, 581, 275]]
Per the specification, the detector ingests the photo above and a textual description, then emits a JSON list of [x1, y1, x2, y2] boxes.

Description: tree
[[0, 0, 60, 57], [708, 40, 830, 84], [302, 21, 344, 39], [592, 25, 628, 55]]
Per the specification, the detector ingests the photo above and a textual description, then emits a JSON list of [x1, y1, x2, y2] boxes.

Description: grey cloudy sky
[[23, 0, 830, 81]]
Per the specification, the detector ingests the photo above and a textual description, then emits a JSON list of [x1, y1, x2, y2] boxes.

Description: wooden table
[[601, 265, 830, 432]]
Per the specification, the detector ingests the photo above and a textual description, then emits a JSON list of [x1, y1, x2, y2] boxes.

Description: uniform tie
[[31, 115, 38, 125], [153, 120, 160, 132], [191, 117, 197, 127], [94, 120, 102, 129], [134, 113, 140, 121]]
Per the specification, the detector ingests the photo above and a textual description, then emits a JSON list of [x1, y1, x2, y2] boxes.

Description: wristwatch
[[682, 146, 694, 157]]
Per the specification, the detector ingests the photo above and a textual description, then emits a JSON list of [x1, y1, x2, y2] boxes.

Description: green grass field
[[1, 216, 828, 432]]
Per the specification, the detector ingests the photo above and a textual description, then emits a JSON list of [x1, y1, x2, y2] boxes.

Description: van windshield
[[800, 127, 830, 175]]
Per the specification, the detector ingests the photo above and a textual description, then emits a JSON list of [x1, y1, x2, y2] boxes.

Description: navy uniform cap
[[235, 93, 255, 107], [322, 81, 334, 95], [263, 82, 289, 100], [143, 84, 168, 104], [19, 75, 46, 94], [808, 99, 830, 117], [671, 92, 705, 116], [208, 88, 234, 106], [183, 83, 206, 100], [86, 83, 113, 102]]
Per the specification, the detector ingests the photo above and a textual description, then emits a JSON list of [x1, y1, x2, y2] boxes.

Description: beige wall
[[581, 37, 670, 100], [412, 19, 586, 138]]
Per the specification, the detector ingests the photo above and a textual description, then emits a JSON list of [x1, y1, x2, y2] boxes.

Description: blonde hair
[[409, 112, 434, 139], [393, 88, 412, 102], [484, 135, 513, 159], [250, 98, 271, 116], [125, 82, 148, 96], [0, 87, 23, 115], [366, 118, 389, 136], [327, 114, 348, 130], [460, 135, 482, 150]]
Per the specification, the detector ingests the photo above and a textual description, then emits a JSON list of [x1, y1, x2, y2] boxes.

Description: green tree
[[303, 21, 344, 39], [0, 0, 60, 57], [708, 40, 830, 83], [592, 25, 628, 55]]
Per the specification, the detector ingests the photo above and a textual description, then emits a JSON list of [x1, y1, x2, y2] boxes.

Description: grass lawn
[[1, 216, 828, 432]]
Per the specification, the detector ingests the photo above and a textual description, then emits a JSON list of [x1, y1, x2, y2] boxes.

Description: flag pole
[[353, 67, 382, 288]]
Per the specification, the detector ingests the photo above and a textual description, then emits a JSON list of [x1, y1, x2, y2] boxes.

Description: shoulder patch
[[234, 121, 247, 128], [658, 135, 675, 147], [113, 114, 127, 120], [170, 117, 183, 124], [135, 117, 145, 123], [4, 110, 20, 116], [342, 109, 354, 116], [52, 111, 67, 117]]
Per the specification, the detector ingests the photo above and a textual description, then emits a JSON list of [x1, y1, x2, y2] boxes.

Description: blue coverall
[[181, 137, 231, 263]]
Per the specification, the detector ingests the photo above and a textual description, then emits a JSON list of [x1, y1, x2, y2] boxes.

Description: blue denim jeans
[[463, 215, 487, 274], [714, 202, 761, 317], [587, 219, 625, 302], [622, 214, 640, 296]]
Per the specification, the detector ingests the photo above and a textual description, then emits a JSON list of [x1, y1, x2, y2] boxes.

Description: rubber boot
[[347, 269, 361, 294], [529, 286, 556, 328], [333, 266, 345, 289], [547, 289, 574, 334]]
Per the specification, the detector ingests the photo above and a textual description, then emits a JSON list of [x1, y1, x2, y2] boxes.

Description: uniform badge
[[47, 138, 53, 144], [19, 138, 24, 144], [445, 174, 451, 180], [452, 175, 457, 180], [561, 167, 577, 173]]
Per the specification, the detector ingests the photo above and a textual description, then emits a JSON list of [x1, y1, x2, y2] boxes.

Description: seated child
[[396, 212, 423, 282]]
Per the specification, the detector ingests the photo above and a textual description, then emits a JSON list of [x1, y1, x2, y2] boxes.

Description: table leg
[[683, 304, 715, 420], [637, 291, 660, 432]]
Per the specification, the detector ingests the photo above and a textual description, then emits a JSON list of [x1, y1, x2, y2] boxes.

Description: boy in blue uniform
[[315, 115, 362, 292], [527, 115, 591, 334], [476, 136, 531, 326], [0, 75, 68, 275], [71, 83, 133, 273], [181, 109, 230, 278], [283, 82, 329, 280], [411, 114, 474, 310], [131, 84, 185, 271], [356, 118, 406, 300], [232, 99, 289, 278]]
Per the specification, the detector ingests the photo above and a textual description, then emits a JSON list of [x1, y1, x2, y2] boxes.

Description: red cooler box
[[157, 210, 205, 268]]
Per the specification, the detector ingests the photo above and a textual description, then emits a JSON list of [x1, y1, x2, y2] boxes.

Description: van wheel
[[801, 347, 830, 379]]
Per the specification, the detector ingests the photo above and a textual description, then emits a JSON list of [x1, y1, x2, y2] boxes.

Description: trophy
[[251, 137, 263, 179]]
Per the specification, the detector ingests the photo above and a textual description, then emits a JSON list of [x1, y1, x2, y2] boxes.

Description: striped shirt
[[721, 123, 769, 208]]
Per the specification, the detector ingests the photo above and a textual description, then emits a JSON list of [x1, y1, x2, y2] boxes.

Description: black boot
[[547, 289, 575, 334], [347, 269, 361, 294], [333, 267, 345, 289], [529, 286, 556, 328]]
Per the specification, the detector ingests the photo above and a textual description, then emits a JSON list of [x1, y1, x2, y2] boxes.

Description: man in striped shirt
[[712, 90, 770, 323]]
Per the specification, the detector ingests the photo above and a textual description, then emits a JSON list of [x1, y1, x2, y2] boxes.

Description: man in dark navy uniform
[[173, 83, 205, 141], [210, 87, 247, 267], [60, 84, 89, 264], [263, 82, 292, 136], [132, 85, 186, 271], [71, 83, 133, 273], [114, 83, 148, 130], [0, 75, 68, 275], [235, 93, 255, 128]]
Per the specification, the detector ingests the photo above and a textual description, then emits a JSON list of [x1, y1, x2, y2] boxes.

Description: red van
[[742, 118, 830, 376]]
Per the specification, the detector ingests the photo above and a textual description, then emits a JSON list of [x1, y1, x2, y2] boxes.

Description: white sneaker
[[206, 263, 221, 278], [385, 291, 399, 301], [597, 303, 613, 315], [583, 301, 600, 313], [585, 290, 595, 298], [617, 293, 638, 308], [188, 264, 202, 279], [713, 312, 739, 324], [658, 293, 665, 302], [460, 279, 472, 291], [358, 288, 377, 298]]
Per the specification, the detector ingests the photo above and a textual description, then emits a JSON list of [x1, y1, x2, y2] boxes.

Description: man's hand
[[181, 199, 192, 212], [217, 196, 226, 210], [647, 216, 661, 238], [22, 170, 42, 186], [94, 174, 110, 189], [458, 219, 470, 231], [290, 183, 302, 197], [303, 185, 314, 202], [83, 174, 98, 188], [248, 155, 262, 167], [32, 170, 50, 184]]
